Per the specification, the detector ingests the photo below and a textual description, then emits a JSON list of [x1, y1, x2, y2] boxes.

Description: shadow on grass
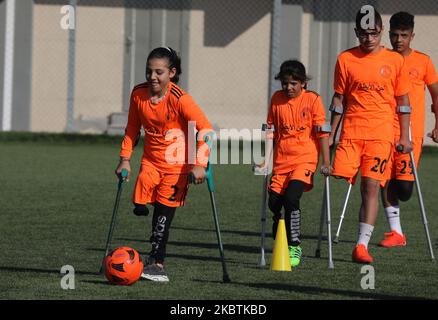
[[87, 247, 225, 263], [304, 254, 354, 264], [0, 266, 100, 276], [114, 233, 355, 250], [81, 280, 113, 286], [171, 226, 261, 237], [90, 238, 354, 266], [192, 279, 429, 300], [106, 239, 355, 265], [87, 246, 344, 269], [170, 241, 258, 254], [113, 239, 260, 254], [170, 225, 357, 243]]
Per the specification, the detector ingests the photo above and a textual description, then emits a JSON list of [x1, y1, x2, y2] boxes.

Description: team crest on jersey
[[409, 68, 419, 80], [300, 107, 311, 121], [380, 65, 392, 78]]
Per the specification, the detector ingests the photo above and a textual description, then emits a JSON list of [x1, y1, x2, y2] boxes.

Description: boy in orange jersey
[[115, 47, 213, 281], [329, 6, 413, 264], [379, 12, 438, 247], [256, 60, 331, 267]]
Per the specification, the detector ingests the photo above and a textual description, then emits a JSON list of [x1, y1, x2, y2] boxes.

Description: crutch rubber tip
[[328, 261, 335, 269], [99, 263, 106, 274], [223, 275, 231, 283], [315, 249, 321, 258], [333, 237, 339, 244], [258, 258, 266, 267]]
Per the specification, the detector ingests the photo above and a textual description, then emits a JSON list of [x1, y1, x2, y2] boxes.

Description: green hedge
[[0, 131, 124, 144], [0, 131, 437, 153]]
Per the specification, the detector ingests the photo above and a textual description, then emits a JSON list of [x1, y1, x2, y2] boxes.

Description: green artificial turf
[[0, 135, 437, 300]]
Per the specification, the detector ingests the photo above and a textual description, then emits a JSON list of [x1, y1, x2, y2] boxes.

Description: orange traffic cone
[[271, 215, 291, 271]]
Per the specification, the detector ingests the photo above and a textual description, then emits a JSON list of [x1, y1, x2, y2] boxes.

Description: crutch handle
[[188, 131, 215, 192], [188, 170, 213, 189], [117, 168, 129, 188], [120, 168, 128, 179], [203, 131, 216, 192]]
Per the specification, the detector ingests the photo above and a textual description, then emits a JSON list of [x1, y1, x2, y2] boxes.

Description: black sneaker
[[141, 261, 169, 282]]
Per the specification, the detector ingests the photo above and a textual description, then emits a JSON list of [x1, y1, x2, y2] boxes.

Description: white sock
[[384, 205, 402, 235], [357, 223, 374, 248]]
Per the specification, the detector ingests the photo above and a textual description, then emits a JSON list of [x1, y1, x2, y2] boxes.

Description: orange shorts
[[386, 137, 423, 182], [269, 164, 315, 195], [332, 139, 392, 187], [133, 164, 190, 208]]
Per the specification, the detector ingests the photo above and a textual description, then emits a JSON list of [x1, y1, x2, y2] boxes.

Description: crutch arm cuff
[[262, 123, 275, 132], [314, 124, 332, 133], [397, 106, 412, 114], [329, 105, 343, 114]]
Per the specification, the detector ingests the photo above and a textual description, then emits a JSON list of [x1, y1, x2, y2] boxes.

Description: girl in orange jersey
[[115, 47, 213, 281], [257, 60, 331, 267]]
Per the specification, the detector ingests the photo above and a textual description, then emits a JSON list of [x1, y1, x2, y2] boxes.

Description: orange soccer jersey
[[334, 46, 411, 143], [392, 50, 438, 138], [120, 82, 213, 174], [267, 89, 328, 175]]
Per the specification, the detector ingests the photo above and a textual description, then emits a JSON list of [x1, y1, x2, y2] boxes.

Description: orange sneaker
[[352, 244, 373, 264], [378, 231, 406, 247]]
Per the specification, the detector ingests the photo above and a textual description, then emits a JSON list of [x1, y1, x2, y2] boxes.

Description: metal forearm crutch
[[397, 126, 435, 261], [315, 185, 326, 259], [325, 174, 334, 269], [333, 183, 353, 244], [315, 173, 334, 269], [314, 124, 334, 269], [258, 173, 269, 267], [256, 124, 274, 267], [315, 172, 335, 269], [197, 132, 231, 282], [99, 169, 128, 273]]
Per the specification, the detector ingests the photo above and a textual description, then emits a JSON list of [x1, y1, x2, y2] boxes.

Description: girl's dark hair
[[275, 60, 310, 84], [390, 12, 415, 31], [147, 47, 182, 84]]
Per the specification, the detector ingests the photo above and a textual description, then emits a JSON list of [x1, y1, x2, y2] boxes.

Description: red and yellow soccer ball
[[104, 247, 143, 286]]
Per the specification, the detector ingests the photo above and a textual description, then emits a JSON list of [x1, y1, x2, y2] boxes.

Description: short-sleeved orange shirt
[[334, 46, 411, 142], [120, 82, 213, 174], [267, 89, 327, 175], [393, 50, 438, 138]]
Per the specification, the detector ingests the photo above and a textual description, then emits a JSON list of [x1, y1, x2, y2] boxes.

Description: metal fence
[[1, 0, 438, 143]]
